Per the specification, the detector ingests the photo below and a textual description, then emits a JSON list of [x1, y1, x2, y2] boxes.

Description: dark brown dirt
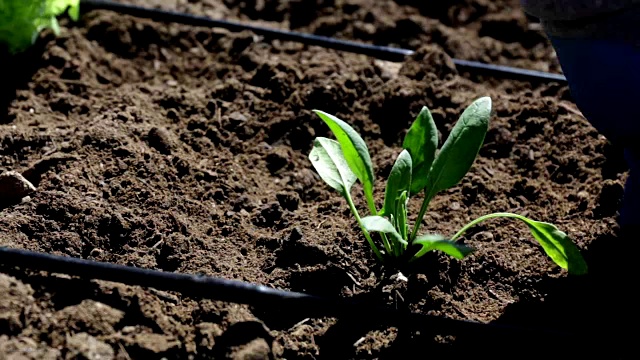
[[118, 0, 561, 73], [0, 1, 634, 359]]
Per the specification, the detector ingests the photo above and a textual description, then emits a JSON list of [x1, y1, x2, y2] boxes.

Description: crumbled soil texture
[[0, 2, 635, 360], [118, 0, 561, 72]]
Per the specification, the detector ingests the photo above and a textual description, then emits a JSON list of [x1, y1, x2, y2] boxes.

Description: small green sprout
[[0, 0, 80, 54], [309, 97, 588, 275]]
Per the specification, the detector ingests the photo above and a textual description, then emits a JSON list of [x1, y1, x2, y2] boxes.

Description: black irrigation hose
[[16, 0, 575, 345], [0, 246, 577, 341], [80, 0, 568, 84]]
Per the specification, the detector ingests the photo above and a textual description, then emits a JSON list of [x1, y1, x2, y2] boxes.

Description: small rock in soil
[[51, 300, 125, 336], [65, 333, 115, 360], [0, 335, 60, 360], [576, 191, 590, 200], [0, 171, 36, 205], [374, 59, 402, 81], [147, 127, 176, 154], [227, 111, 248, 127], [390, 272, 408, 282], [0, 274, 35, 334]]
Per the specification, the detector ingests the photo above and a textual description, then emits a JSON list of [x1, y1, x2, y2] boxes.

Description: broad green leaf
[[361, 216, 407, 247], [0, 0, 80, 53], [520, 218, 588, 275], [451, 212, 588, 275], [46, 0, 80, 20], [381, 150, 412, 216], [309, 137, 357, 196], [313, 110, 376, 212], [411, 234, 474, 261], [403, 106, 438, 194], [68, 2, 80, 20], [425, 97, 491, 197]]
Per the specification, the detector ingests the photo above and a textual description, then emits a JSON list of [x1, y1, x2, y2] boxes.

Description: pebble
[[0, 171, 36, 205], [147, 127, 175, 154], [576, 191, 589, 200], [228, 111, 248, 124]]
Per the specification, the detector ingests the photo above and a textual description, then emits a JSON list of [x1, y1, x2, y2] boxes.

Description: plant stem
[[396, 194, 408, 257], [409, 190, 434, 241], [361, 188, 392, 255], [451, 212, 524, 241], [381, 233, 393, 257], [390, 214, 400, 257], [365, 190, 377, 215], [345, 192, 384, 262]]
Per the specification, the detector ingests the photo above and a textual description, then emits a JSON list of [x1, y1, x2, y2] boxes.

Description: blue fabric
[[549, 36, 640, 227]]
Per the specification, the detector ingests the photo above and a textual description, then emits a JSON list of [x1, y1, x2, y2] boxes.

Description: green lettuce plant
[[308, 97, 588, 275], [0, 0, 80, 53]]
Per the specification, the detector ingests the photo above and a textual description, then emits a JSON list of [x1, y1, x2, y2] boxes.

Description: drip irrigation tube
[[80, 0, 568, 84], [0, 246, 576, 341], [8, 0, 580, 346]]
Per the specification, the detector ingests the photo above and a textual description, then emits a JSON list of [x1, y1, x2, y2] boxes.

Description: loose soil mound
[[0, 1, 631, 359]]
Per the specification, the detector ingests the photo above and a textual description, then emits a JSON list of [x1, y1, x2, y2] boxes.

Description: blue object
[[548, 36, 640, 227]]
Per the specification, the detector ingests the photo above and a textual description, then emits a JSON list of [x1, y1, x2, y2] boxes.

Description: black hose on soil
[[80, 0, 568, 84], [25, 0, 578, 345], [0, 246, 576, 341]]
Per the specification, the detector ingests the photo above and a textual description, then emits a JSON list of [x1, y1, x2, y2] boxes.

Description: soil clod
[[0, 171, 36, 206]]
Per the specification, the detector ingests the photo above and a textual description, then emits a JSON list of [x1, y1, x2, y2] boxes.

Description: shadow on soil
[[492, 229, 639, 358], [307, 229, 638, 359], [0, 38, 49, 124], [2, 231, 633, 359], [247, 227, 636, 359]]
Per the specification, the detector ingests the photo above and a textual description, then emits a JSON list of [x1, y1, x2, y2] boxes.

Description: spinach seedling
[[0, 0, 80, 54], [308, 97, 588, 275]]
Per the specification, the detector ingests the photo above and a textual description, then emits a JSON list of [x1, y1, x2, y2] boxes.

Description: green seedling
[[309, 97, 588, 275], [0, 0, 80, 54]]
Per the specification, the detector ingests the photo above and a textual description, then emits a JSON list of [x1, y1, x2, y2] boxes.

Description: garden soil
[[0, 0, 633, 359]]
